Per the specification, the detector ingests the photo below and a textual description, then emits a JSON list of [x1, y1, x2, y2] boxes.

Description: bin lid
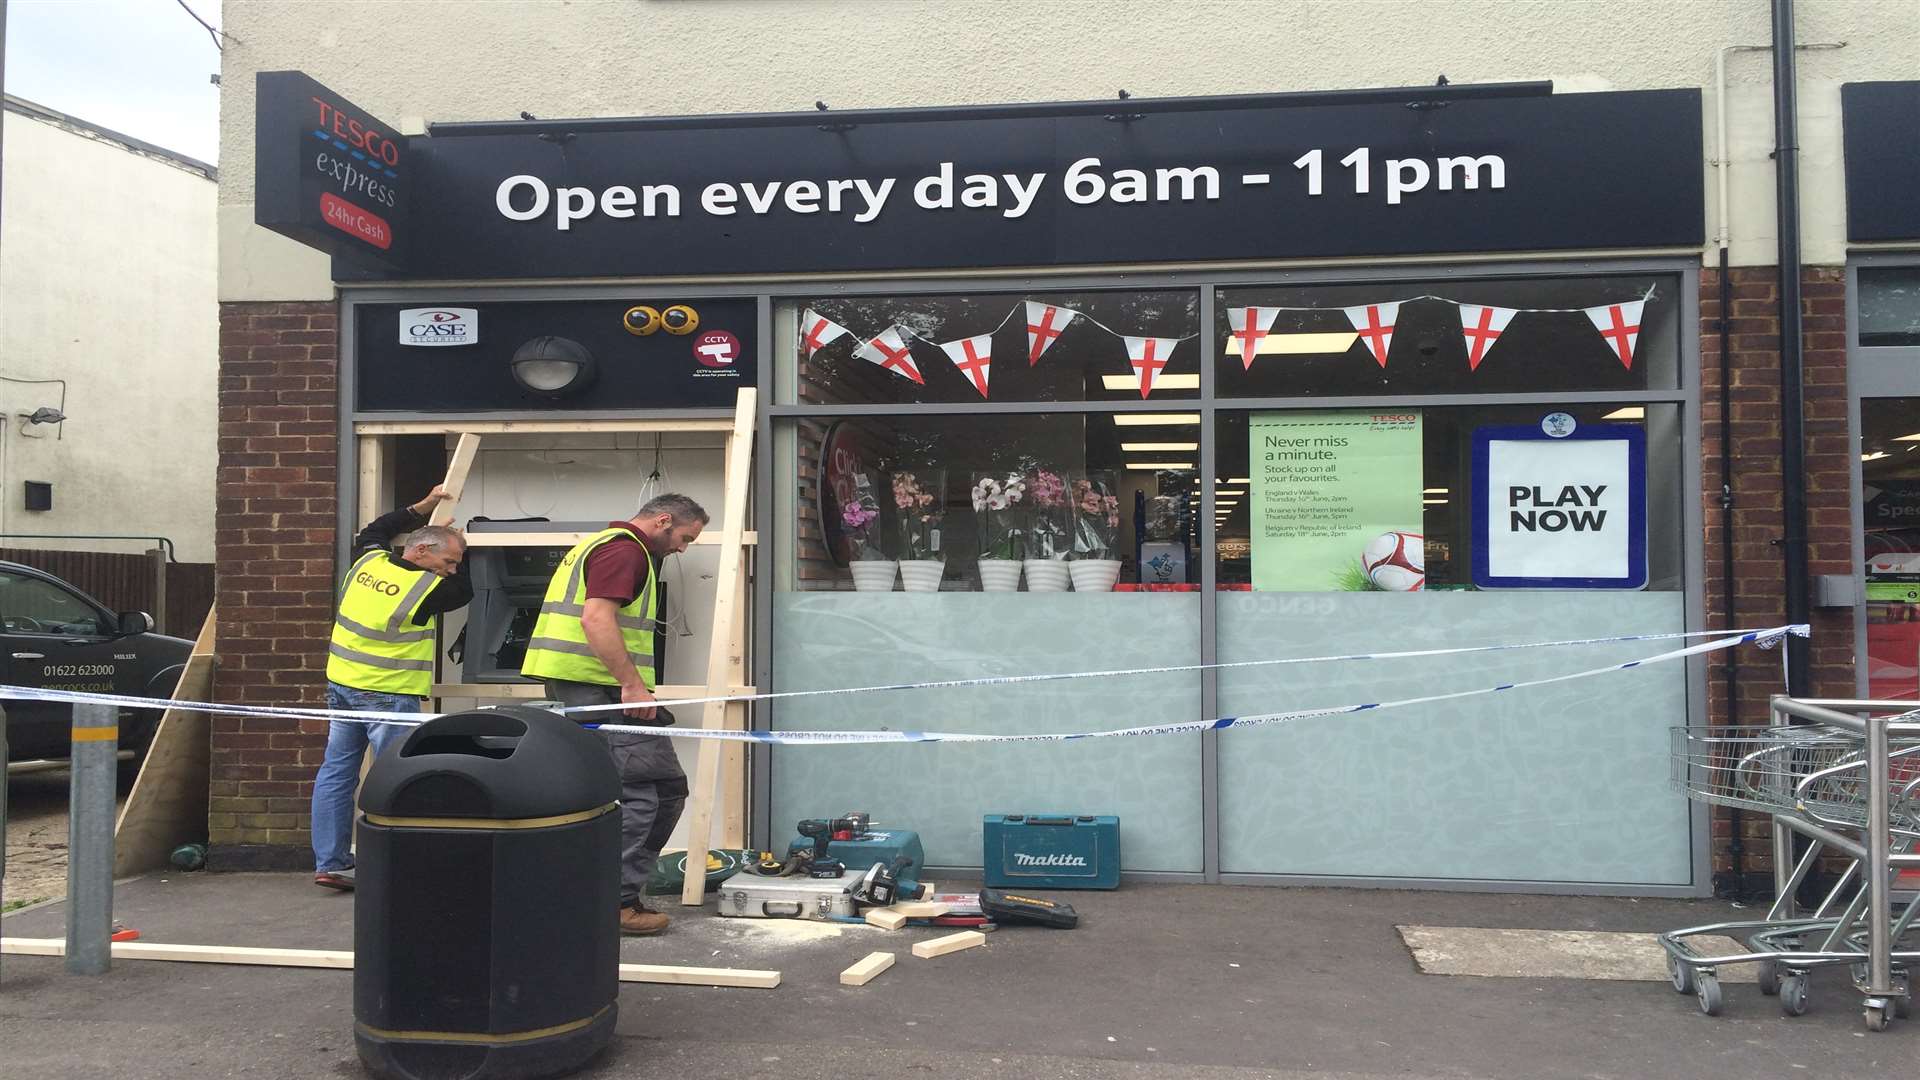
[[359, 705, 621, 820]]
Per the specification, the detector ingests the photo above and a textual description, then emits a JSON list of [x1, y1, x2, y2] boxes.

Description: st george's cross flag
[[853, 326, 924, 384], [1583, 299, 1646, 370], [1025, 302, 1077, 366], [1456, 304, 1519, 371], [799, 309, 852, 357], [1227, 307, 1282, 370], [939, 333, 995, 398], [1124, 336, 1180, 399], [1342, 302, 1402, 368]]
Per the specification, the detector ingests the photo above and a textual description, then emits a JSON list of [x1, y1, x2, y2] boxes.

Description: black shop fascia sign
[[255, 71, 409, 268], [1842, 81, 1920, 243], [258, 74, 1703, 280]]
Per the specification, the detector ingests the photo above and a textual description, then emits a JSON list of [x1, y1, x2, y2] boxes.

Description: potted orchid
[[1023, 465, 1071, 592], [891, 469, 947, 591], [971, 470, 1027, 591], [842, 472, 895, 592], [1069, 471, 1124, 592]]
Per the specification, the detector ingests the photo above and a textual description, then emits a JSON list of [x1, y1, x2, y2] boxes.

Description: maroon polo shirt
[[582, 521, 653, 605]]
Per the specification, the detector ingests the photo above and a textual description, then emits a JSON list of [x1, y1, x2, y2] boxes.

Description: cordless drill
[[796, 818, 846, 878]]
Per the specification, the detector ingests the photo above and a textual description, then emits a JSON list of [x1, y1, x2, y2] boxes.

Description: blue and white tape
[[0, 624, 1807, 746]]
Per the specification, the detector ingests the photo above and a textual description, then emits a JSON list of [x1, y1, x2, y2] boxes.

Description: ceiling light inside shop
[[1602, 406, 1647, 420], [1214, 488, 1244, 496], [1893, 432, 1920, 442], [1102, 374, 1201, 392], [1423, 498, 1450, 505], [1215, 500, 1240, 507], [1113, 413, 1201, 426], [1121, 442, 1200, 452], [1863, 450, 1891, 462], [1423, 488, 1449, 494], [1126, 462, 1197, 471], [1220, 332, 1359, 356]]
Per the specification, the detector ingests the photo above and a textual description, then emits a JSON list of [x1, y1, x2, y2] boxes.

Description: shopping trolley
[[1660, 699, 1920, 1030]]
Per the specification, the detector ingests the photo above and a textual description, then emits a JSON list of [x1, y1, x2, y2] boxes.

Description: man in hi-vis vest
[[313, 486, 471, 891], [522, 492, 708, 936]]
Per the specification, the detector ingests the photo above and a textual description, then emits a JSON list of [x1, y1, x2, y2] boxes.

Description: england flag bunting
[[1342, 302, 1401, 368], [799, 309, 852, 357], [1124, 336, 1180, 399], [1456, 304, 1519, 371], [939, 333, 995, 398], [1227, 306, 1282, 370], [853, 326, 924, 384], [1582, 299, 1645, 370], [1025, 302, 1077, 366]]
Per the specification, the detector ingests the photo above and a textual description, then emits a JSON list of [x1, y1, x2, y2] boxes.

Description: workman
[[312, 486, 472, 891], [521, 492, 708, 935]]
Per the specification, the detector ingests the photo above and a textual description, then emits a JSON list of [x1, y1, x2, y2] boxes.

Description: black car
[[0, 560, 193, 765]]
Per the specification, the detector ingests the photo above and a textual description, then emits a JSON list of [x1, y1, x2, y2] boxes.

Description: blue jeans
[[311, 683, 418, 873]]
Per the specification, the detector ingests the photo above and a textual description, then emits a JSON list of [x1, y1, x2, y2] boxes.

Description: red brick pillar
[[210, 300, 340, 869], [1699, 265, 1856, 890]]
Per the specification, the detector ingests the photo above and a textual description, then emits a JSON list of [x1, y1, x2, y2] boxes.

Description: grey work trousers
[[542, 679, 688, 905]]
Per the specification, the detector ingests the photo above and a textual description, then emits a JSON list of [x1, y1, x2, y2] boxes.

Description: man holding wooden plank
[[521, 493, 708, 936], [313, 486, 472, 891]]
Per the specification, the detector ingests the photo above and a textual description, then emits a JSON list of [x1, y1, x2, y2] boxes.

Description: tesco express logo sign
[[398, 308, 478, 347]]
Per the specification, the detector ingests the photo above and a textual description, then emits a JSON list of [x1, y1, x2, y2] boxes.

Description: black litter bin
[[354, 705, 621, 1080]]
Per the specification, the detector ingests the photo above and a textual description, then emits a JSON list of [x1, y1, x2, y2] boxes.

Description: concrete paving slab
[[1399, 925, 1758, 982]]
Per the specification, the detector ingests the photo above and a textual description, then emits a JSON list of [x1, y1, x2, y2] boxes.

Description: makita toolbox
[[982, 814, 1121, 890]]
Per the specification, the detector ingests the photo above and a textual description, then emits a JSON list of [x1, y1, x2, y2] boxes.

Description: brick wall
[[1699, 266, 1855, 890], [209, 300, 340, 869]]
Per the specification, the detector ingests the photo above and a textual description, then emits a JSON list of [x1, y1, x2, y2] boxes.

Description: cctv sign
[[398, 307, 478, 347]]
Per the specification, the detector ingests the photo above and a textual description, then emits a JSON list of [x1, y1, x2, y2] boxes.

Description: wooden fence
[[0, 548, 215, 638]]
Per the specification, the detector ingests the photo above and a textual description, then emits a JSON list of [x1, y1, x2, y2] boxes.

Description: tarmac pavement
[[1, 871, 1911, 1079]]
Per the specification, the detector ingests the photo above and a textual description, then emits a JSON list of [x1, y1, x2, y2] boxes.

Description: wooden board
[[912, 931, 986, 959], [355, 419, 735, 436], [681, 388, 756, 906], [429, 433, 481, 526], [462, 530, 757, 548], [889, 902, 951, 919], [113, 607, 218, 877], [864, 908, 909, 931], [357, 436, 384, 528], [839, 951, 895, 987], [1, 938, 779, 989]]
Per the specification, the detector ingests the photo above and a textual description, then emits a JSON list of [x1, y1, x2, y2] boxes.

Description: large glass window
[[1859, 267, 1920, 348], [1861, 397, 1920, 698]]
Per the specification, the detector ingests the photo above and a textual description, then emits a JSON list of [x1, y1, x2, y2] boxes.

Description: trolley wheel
[[1778, 972, 1810, 1017], [1863, 998, 1893, 1032], [1756, 959, 1781, 996], [1695, 973, 1724, 1017], [1667, 952, 1695, 995]]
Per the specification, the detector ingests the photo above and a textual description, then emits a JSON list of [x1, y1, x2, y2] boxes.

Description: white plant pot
[[898, 559, 945, 592], [1069, 559, 1121, 593], [850, 560, 898, 592], [977, 559, 1022, 592], [1022, 558, 1070, 592]]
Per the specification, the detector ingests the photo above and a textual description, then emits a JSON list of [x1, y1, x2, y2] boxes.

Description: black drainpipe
[[1773, 0, 1812, 698], [1718, 247, 1747, 898]]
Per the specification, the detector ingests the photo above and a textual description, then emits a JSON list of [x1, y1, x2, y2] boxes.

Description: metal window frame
[[337, 252, 1706, 896], [1845, 253, 1920, 697]]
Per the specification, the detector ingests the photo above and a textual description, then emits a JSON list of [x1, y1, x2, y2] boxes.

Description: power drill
[[796, 818, 847, 878]]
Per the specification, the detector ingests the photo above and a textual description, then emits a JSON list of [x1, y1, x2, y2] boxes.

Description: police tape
[[0, 624, 1808, 746]]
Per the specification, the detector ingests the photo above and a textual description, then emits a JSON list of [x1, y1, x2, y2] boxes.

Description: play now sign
[[1472, 422, 1646, 589]]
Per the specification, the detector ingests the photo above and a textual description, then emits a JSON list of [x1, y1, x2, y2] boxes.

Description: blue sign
[[1471, 423, 1646, 589]]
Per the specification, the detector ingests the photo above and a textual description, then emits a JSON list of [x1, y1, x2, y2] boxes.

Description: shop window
[[1215, 274, 1679, 397], [1858, 267, 1920, 348], [1860, 396, 1920, 698], [776, 291, 1200, 406]]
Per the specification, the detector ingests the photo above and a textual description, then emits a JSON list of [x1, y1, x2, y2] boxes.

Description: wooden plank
[[718, 552, 749, 848], [912, 931, 986, 959], [681, 388, 756, 907], [839, 951, 896, 987], [864, 908, 909, 931], [355, 419, 733, 436], [2, 938, 778, 989], [463, 530, 756, 548], [431, 682, 754, 700], [357, 436, 384, 529], [889, 901, 951, 920], [429, 433, 482, 526], [114, 606, 218, 877]]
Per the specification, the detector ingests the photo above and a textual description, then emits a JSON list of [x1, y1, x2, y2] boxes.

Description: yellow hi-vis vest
[[326, 550, 443, 696], [518, 528, 658, 689]]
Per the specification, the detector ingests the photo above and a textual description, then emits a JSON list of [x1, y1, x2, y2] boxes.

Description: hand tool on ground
[[796, 819, 845, 878], [853, 855, 915, 907]]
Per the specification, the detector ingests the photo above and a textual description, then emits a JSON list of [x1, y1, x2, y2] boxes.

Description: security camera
[[661, 305, 700, 335]]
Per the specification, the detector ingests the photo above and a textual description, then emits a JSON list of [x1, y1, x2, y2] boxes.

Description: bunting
[[1124, 336, 1180, 399], [1342, 302, 1400, 368], [1456, 304, 1519, 371], [800, 309, 851, 357], [1583, 300, 1644, 370], [1025, 302, 1075, 366], [1227, 306, 1282, 370], [853, 326, 924, 384], [939, 333, 995, 398]]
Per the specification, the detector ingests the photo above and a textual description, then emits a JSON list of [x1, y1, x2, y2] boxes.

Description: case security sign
[[398, 307, 479, 347], [1470, 418, 1647, 589]]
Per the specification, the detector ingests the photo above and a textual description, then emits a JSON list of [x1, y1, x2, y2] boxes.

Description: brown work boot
[[619, 900, 669, 936]]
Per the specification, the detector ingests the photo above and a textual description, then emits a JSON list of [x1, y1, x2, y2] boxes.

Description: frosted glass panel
[[1217, 591, 1692, 885], [771, 593, 1203, 871]]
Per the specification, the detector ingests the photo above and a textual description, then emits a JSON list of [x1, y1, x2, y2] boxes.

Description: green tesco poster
[[1250, 410, 1425, 591]]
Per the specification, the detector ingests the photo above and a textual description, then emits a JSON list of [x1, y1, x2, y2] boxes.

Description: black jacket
[[351, 506, 474, 626]]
